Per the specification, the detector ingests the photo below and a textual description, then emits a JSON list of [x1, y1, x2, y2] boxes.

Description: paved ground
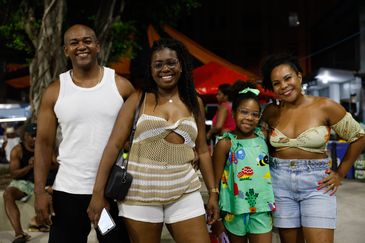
[[1, 180, 364, 242]]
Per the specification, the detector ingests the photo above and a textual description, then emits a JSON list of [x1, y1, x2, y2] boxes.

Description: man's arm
[[9, 144, 33, 179], [115, 74, 135, 101], [34, 80, 59, 224], [34, 80, 58, 193]]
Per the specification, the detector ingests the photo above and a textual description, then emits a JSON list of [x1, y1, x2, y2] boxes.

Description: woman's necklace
[[71, 66, 103, 86], [158, 92, 175, 103]]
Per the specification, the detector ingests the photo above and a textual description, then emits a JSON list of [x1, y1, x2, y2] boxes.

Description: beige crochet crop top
[[270, 112, 364, 153], [270, 126, 330, 153], [124, 113, 201, 205]]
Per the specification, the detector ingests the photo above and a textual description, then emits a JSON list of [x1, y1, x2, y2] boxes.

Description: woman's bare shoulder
[[262, 103, 279, 125], [309, 96, 347, 124]]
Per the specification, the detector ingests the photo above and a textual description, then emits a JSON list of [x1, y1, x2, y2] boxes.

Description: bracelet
[[209, 187, 219, 194]]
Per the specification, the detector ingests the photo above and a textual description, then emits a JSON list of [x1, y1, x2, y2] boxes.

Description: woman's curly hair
[[143, 38, 200, 120], [261, 53, 303, 91]]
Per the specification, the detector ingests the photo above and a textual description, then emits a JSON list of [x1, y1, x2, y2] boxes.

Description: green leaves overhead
[[0, 0, 201, 63]]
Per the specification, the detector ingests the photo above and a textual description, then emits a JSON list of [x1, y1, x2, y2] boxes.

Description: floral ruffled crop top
[[270, 112, 364, 153], [270, 126, 330, 153]]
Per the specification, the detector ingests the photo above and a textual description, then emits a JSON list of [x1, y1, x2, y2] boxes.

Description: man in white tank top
[[3, 126, 20, 163], [34, 24, 134, 243]]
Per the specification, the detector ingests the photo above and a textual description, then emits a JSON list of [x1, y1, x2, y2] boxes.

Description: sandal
[[13, 232, 31, 243], [28, 223, 50, 232]]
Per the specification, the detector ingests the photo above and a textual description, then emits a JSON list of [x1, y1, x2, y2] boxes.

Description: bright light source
[[289, 12, 300, 27], [0, 117, 27, 123], [316, 70, 330, 84], [315, 68, 355, 84]]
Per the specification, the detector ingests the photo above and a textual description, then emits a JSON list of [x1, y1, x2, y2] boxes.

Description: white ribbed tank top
[[53, 67, 123, 194]]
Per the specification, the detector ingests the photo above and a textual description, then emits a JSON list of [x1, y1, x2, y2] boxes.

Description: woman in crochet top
[[89, 38, 219, 243]]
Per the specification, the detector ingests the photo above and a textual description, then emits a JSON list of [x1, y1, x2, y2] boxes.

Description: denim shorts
[[269, 157, 336, 229]]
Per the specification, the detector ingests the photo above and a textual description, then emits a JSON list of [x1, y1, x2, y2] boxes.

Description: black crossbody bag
[[104, 92, 145, 201]]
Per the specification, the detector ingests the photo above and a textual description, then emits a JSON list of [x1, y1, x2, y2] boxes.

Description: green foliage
[[185, 0, 201, 9], [109, 20, 140, 61], [0, 0, 42, 58], [0, 24, 33, 55], [123, 0, 201, 25], [0, 0, 202, 63]]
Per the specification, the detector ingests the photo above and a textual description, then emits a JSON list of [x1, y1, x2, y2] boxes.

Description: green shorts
[[223, 211, 272, 236], [8, 180, 34, 202]]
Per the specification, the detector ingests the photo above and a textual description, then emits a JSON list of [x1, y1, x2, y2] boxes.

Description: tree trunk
[[29, 0, 67, 118], [27, 0, 127, 117], [95, 0, 126, 65]]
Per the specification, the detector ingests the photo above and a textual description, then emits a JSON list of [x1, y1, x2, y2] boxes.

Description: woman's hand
[[87, 194, 110, 227], [317, 169, 343, 196], [210, 220, 226, 238], [206, 193, 220, 225]]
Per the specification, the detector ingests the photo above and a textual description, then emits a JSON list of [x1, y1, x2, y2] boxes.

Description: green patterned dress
[[219, 129, 275, 219]]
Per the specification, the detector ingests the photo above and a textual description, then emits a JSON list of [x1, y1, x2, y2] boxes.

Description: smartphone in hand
[[98, 208, 116, 235]]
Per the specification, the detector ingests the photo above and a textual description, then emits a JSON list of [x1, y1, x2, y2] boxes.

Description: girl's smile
[[234, 99, 261, 138]]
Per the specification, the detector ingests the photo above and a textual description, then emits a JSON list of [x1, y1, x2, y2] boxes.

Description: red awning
[[162, 25, 259, 80], [6, 75, 30, 88], [193, 62, 274, 99], [4, 64, 30, 88], [193, 62, 248, 95]]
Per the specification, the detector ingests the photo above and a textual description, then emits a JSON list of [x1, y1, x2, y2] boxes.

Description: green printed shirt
[[219, 130, 275, 214]]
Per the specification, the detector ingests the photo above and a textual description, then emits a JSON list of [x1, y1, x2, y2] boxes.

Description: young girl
[[212, 82, 275, 243]]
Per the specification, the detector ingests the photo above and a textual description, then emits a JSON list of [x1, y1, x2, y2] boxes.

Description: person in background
[[1, 126, 7, 163], [212, 82, 275, 243], [261, 53, 365, 243], [28, 152, 58, 233], [34, 24, 134, 243], [3, 126, 21, 163], [88, 38, 220, 243], [206, 84, 235, 142], [3, 123, 36, 243]]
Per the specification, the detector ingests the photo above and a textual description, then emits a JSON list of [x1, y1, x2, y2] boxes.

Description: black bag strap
[[116, 92, 145, 169]]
